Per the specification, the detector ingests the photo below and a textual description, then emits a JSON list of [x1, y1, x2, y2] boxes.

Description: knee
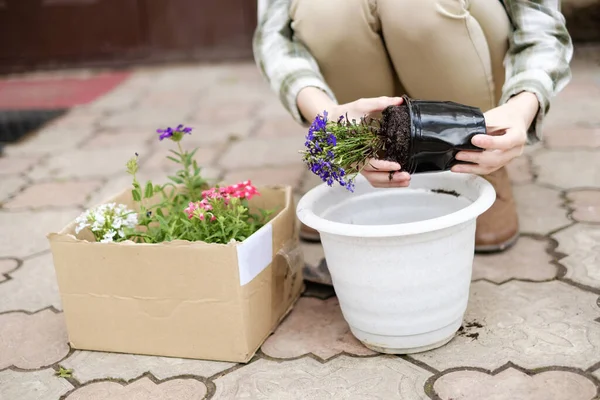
[[378, 0, 469, 37], [291, 0, 379, 54]]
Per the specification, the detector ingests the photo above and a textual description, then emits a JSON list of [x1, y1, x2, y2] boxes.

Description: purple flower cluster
[[157, 124, 193, 141], [302, 111, 355, 192]]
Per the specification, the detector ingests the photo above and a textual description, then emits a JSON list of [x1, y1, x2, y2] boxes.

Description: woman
[[253, 0, 572, 254]]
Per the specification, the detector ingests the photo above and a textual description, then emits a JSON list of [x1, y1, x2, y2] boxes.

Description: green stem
[[177, 142, 196, 200]]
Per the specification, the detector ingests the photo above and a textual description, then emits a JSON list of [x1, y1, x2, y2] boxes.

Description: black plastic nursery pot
[[381, 95, 487, 174]]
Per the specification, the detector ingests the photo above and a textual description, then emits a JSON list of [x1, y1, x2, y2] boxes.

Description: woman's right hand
[[297, 88, 411, 188]]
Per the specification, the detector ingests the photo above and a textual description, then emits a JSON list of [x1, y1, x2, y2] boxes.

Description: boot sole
[[474, 232, 520, 254]]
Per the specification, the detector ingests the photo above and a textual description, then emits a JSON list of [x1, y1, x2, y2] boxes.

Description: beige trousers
[[290, 0, 511, 112]]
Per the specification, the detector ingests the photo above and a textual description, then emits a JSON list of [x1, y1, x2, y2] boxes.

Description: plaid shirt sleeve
[[500, 0, 573, 143], [254, 0, 573, 140], [253, 0, 337, 125]]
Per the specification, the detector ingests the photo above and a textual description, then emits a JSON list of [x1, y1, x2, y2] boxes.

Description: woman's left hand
[[452, 92, 540, 175]]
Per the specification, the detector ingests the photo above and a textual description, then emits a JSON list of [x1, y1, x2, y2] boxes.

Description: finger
[[363, 159, 402, 172], [472, 129, 526, 150], [362, 170, 411, 184], [451, 163, 497, 176], [359, 96, 404, 113], [456, 148, 517, 168], [371, 180, 411, 188]]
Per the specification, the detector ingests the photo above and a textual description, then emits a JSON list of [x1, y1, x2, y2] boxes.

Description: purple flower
[[157, 125, 193, 141], [157, 127, 174, 141], [302, 111, 355, 192]]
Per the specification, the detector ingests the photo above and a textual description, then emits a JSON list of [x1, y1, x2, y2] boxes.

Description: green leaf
[[132, 189, 142, 201], [55, 367, 73, 378], [169, 149, 182, 157], [168, 175, 184, 184], [156, 208, 164, 217], [144, 181, 154, 198], [166, 156, 181, 164]]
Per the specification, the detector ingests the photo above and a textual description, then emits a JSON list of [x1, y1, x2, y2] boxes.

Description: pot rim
[[296, 172, 496, 238]]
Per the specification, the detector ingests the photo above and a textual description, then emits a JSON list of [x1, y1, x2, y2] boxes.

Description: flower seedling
[[301, 106, 411, 192], [74, 124, 273, 245]]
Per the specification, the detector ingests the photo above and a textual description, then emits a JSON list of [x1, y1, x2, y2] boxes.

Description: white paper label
[[236, 223, 273, 286]]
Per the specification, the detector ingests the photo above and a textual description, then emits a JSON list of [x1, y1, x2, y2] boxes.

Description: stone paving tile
[[506, 156, 534, 185], [27, 146, 143, 181], [472, 236, 557, 283], [213, 356, 431, 399], [594, 368, 600, 381], [101, 107, 192, 129], [533, 150, 600, 189], [80, 128, 155, 149], [0, 253, 62, 313], [412, 281, 600, 370], [254, 116, 306, 138], [168, 121, 254, 146], [553, 224, 600, 289], [433, 368, 598, 400], [0, 309, 69, 369], [0, 369, 74, 400], [4, 125, 95, 155], [0, 175, 27, 202], [544, 126, 600, 148], [0, 154, 42, 175], [222, 164, 305, 188], [219, 137, 303, 169], [513, 184, 571, 235], [65, 377, 207, 400], [86, 79, 146, 111], [0, 209, 79, 258], [262, 297, 375, 360], [3, 180, 102, 209], [45, 108, 104, 130], [61, 351, 234, 383], [567, 190, 600, 223], [0, 258, 18, 282], [543, 101, 600, 129], [136, 89, 202, 110], [189, 100, 259, 123]]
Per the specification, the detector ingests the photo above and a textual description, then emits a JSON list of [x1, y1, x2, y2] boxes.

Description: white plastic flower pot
[[296, 172, 496, 354]]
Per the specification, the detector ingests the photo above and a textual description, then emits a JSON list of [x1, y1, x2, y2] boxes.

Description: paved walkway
[[1, 46, 599, 400]]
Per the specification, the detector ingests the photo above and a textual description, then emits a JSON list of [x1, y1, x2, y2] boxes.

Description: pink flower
[[184, 202, 198, 219]]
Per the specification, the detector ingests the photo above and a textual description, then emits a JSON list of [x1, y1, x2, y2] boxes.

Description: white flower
[[112, 217, 123, 229], [76, 203, 138, 243]]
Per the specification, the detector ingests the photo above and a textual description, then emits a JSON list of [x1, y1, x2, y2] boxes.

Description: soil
[[431, 189, 460, 197], [380, 104, 411, 171], [457, 319, 484, 341]]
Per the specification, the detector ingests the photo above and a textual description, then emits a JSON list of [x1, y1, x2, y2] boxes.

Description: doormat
[[0, 71, 130, 148]]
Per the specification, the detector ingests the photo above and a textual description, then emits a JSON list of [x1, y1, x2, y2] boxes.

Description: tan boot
[[475, 167, 520, 253], [300, 222, 321, 242]]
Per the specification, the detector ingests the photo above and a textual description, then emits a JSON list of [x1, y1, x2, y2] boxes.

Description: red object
[[0, 72, 131, 110]]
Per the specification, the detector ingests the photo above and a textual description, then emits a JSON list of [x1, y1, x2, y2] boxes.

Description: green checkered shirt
[[253, 0, 573, 143]]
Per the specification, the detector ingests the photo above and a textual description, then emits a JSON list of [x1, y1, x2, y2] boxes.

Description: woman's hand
[[297, 88, 411, 188], [452, 92, 539, 175]]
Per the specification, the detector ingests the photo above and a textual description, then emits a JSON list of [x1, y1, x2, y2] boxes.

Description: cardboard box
[[47, 185, 304, 363]]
